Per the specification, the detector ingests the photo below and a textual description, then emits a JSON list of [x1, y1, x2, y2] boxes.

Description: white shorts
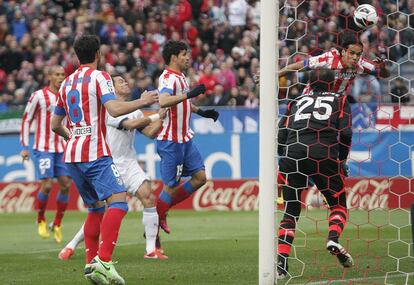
[[115, 159, 150, 196]]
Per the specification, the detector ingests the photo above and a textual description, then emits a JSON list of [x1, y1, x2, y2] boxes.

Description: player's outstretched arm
[[278, 61, 306, 78], [120, 108, 165, 131], [192, 104, 219, 122], [51, 114, 71, 141], [159, 84, 206, 108], [140, 109, 167, 139], [254, 61, 306, 84], [105, 90, 158, 117]]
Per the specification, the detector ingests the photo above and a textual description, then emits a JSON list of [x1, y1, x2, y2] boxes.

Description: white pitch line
[[1, 236, 256, 255], [290, 272, 414, 285], [3, 237, 408, 255]]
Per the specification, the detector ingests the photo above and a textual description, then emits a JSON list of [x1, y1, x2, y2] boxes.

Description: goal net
[[272, 1, 414, 284]]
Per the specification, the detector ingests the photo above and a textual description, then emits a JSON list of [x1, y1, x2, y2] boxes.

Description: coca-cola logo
[[193, 180, 259, 211], [347, 179, 389, 210], [304, 179, 390, 210], [0, 183, 38, 213]]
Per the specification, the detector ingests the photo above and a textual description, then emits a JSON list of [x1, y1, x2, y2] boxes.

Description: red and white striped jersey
[[302, 49, 376, 95], [55, 65, 116, 163], [20, 87, 65, 153], [157, 67, 194, 143]]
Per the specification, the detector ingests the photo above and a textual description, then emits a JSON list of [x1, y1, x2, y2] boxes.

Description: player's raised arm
[[159, 84, 205, 108], [98, 72, 158, 117], [373, 57, 390, 78], [104, 90, 158, 117]]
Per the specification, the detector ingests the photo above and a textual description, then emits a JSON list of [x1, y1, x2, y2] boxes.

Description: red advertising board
[[0, 178, 412, 213]]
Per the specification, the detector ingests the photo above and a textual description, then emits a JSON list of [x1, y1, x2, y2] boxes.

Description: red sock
[[156, 199, 170, 219], [36, 191, 49, 223], [157, 191, 172, 219], [171, 187, 191, 207], [53, 201, 68, 227], [84, 211, 104, 263], [98, 208, 127, 262]]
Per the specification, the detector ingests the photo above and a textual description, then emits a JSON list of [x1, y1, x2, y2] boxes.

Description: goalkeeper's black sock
[[277, 253, 289, 274], [328, 206, 348, 242], [328, 233, 339, 243]]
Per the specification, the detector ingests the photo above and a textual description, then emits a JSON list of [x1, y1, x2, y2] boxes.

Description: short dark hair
[[73, 35, 100, 64], [339, 31, 360, 50], [162, 40, 188, 65], [110, 73, 122, 86], [309, 69, 336, 92]]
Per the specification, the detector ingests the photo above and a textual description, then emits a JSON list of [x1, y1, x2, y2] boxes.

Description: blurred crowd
[[0, 0, 261, 112], [0, 0, 413, 113]]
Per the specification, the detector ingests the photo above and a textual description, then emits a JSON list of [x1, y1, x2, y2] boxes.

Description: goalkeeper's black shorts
[[279, 156, 346, 207]]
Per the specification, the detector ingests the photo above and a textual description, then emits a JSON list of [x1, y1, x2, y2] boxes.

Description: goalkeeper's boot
[[58, 247, 74, 260], [144, 249, 168, 260], [85, 256, 125, 285], [326, 240, 354, 268], [51, 224, 63, 243], [159, 217, 170, 234], [38, 221, 50, 239], [276, 254, 288, 280]]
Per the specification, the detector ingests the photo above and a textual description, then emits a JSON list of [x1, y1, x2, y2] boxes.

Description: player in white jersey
[[20, 65, 71, 243], [58, 74, 168, 260], [156, 41, 219, 234], [278, 31, 389, 97], [51, 35, 158, 285]]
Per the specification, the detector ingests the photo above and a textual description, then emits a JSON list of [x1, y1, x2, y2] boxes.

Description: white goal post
[[258, 0, 278, 284]]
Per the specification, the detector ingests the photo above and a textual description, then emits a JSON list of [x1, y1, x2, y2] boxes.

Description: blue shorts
[[156, 140, 205, 188], [65, 156, 126, 206], [33, 150, 70, 179]]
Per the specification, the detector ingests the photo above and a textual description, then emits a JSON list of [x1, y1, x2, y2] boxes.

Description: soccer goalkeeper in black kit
[[276, 69, 353, 279]]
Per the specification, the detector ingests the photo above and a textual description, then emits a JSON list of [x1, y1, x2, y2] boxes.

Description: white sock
[[143, 207, 158, 254], [65, 224, 85, 250]]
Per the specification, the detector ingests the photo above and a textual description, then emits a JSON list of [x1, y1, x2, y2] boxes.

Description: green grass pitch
[[0, 210, 412, 284]]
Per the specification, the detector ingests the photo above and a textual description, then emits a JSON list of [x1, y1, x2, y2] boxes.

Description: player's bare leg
[[49, 175, 71, 243], [36, 178, 53, 239], [157, 170, 207, 234]]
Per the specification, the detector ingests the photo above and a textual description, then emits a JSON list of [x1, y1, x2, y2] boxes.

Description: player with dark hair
[[156, 40, 219, 234], [58, 74, 168, 261], [276, 69, 353, 279], [20, 65, 72, 243], [51, 34, 158, 285], [278, 31, 389, 97]]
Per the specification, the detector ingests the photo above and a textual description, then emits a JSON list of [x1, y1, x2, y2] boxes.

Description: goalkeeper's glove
[[196, 108, 219, 122], [186, 84, 206, 99], [340, 160, 350, 177]]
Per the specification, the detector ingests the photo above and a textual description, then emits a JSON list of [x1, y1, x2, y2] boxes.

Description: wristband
[[149, 114, 160, 122]]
